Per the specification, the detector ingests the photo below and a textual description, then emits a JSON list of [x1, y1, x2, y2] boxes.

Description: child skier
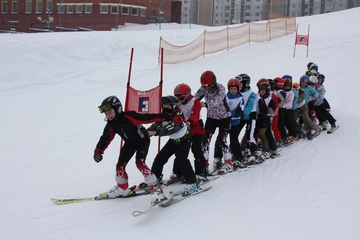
[[224, 78, 244, 170], [94, 96, 175, 200], [194, 70, 232, 174], [148, 95, 198, 206]]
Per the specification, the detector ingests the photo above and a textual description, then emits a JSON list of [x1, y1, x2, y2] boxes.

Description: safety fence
[[159, 17, 296, 64]]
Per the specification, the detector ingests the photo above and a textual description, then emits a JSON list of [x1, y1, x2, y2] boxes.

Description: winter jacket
[[225, 92, 244, 126], [284, 89, 294, 110], [314, 84, 326, 106], [194, 83, 231, 120], [241, 88, 257, 120], [275, 89, 286, 108], [95, 111, 167, 153], [292, 89, 299, 110], [296, 88, 306, 109], [301, 85, 319, 104], [147, 120, 190, 145], [179, 95, 204, 136], [256, 97, 269, 129]]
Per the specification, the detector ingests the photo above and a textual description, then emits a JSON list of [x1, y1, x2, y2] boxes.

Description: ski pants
[[152, 139, 196, 184], [115, 136, 157, 190]]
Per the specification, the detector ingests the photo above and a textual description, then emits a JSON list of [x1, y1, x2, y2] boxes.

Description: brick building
[[0, 0, 175, 32]]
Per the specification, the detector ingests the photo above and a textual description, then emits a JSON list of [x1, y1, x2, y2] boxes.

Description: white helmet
[[309, 76, 318, 84]]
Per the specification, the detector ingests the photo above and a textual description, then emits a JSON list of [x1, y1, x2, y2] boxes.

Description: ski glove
[[94, 151, 103, 163]]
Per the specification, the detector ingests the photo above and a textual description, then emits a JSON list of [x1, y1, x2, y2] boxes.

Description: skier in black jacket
[[94, 95, 178, 199]]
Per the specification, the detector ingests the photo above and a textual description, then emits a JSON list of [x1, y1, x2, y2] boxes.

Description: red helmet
[[274, 77, 284, 89], [174, 83, 191, 103], [256, 78, 269, 88], [227, 78, 240, 90], [200, 70, 216, 87], [257, 78, 270, 95]]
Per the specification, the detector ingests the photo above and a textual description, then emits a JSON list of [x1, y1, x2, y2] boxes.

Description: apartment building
[[182, 0, 358, 26]]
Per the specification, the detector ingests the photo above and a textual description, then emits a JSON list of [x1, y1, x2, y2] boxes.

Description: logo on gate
[[138, 97, 149, 112]]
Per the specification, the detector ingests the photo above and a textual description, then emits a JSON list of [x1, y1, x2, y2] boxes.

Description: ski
[[159, 186, 213, 207], [327, 125, 339, 134], [132, 186, 213, 217], [307, 131, 321, 140], [51, 185, 149, 205]]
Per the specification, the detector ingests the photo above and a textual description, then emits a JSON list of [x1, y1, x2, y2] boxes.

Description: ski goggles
[[98, 104, 112, 113]]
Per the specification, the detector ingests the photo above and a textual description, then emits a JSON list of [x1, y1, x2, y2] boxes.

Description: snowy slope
[[1, 8, 360, 240]]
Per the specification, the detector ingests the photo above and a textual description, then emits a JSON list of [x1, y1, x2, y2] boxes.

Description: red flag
[[295, 35, 309, 46], [125, 85, 162, 113]]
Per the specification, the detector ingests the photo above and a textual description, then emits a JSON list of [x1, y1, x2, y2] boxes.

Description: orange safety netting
[[159, 17, 296, 64]]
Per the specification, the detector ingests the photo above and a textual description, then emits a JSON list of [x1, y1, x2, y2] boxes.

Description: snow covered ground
[[1, 8, 360, 240]]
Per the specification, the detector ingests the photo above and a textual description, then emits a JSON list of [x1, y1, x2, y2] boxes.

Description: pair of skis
[[51, 185, 149, 205], [132, 185, 213, 217]]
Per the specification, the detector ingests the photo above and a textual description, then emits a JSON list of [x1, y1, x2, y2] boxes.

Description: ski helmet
[[309, 75, 318, 85], [160, 95, 181, 115], [227, 78, 240, 91], [268, 79, 276, 91], [309, 63, 319, 76], [317, 74, 325, 84], [292, 82, 300, 90], [200, 70, 216, 88], [300, 75, 309, 84], [274, 77, 285, 89], [282, 75, 293, 81], [307, 62, 314, 70], [98, 95, 122, 115], [174, 83, 191, 103], [257, 78, 270, 96], [235, 73, 250, 92]]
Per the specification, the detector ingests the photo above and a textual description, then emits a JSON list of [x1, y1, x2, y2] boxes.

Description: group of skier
[[93, 61, 337, 207]]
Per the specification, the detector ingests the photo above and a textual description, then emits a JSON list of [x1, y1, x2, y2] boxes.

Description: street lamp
[[30, 16, 42, 29], [43, 9, 54, 30]]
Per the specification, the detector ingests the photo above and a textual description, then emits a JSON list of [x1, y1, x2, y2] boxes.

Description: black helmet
[[268, 78, 276, 91], [235, 73, 251, 92], [98, 96, 122, 115], [307, 62, 314, 70], [161, 95, 181, 115]]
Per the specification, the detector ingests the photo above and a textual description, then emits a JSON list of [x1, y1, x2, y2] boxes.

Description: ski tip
[[51, 198, 66, 205], [132, 210, 144, 217]]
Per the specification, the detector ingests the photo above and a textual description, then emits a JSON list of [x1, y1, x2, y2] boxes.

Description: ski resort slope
[[1, 7, 360, 240]]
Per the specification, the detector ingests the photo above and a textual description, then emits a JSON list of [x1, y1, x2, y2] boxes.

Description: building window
[[26, 0, 32, 13], [46, 0, 52, 13], [140, 8, 145, 17], [1, 0, 8, 13], [58, 4, 64, 14], [111, 5, 118, 14], [11, 0, 17, 13], [67, 5, 74, 13], [76, 5, 83, 13], [100, 5, 108, 13], [85, 5, 92, 13], [131, 8, 138, 16], [121, 6, 129, 15], [36, 0, 42, 13]]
